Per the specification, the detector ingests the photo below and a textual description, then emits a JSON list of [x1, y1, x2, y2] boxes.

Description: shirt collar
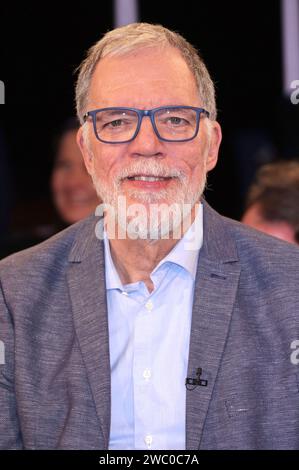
[[151, 202, 203, 280], [104, 231, 123, 290], [104, 202, 203, 289]]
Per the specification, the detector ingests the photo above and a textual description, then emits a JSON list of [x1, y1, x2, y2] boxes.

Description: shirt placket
[[133, 296, 155, 450]]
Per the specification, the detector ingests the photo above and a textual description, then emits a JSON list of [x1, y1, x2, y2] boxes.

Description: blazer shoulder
[[223, 215, 299, 259], [0, 215, 97, 279], [220, 216, 299, 290], [202, 202, 299, 267]]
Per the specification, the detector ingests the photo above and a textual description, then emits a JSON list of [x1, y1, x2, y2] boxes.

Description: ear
[[76, 126, 94, 175], [206, 121, 222, 172]]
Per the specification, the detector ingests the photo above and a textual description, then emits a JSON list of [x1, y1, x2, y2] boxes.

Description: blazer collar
[[67, 200, 239, 264]]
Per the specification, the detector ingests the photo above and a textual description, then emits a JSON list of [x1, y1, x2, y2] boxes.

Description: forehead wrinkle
[[88, 48, 200, 110], [90, 78, 183, 103], [90, 86, 199, 110]]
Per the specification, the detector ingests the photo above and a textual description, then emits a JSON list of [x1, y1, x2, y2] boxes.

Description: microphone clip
[[185, 368, 208, 390]]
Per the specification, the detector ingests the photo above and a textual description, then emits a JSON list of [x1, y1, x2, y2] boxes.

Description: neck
[[107, 203, 199, 293]]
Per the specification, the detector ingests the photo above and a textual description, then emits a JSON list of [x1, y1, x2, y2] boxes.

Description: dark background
[[0, 0, 298, 248]]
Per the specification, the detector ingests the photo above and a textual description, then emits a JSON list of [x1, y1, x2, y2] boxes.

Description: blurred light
[[0, 80, 4, 104], [114, 0, 139, 27], [281, 0, 299, 96]]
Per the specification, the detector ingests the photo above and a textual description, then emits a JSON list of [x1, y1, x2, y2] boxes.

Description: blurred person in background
[[242, 160, 299, 244], [51, 118, 100, 226], [0, 119, 99, 259]]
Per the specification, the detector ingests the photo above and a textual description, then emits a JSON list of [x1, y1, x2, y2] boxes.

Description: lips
[[126, 175, 172, 182], [121, 174, 175, 192]]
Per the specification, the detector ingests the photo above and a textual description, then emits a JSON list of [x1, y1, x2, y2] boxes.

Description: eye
[[163, 115, 190, 127], [102, 116, 134, 130], [156, 108, 194, 127], [167, 116, 186, 125], [109, 119, 123, 128]]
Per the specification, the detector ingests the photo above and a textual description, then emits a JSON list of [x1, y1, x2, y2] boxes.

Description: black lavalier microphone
[[185, 368, 208, 390]]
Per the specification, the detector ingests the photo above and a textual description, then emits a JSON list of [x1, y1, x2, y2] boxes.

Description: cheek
[[187, 163, 207, 190], [175, 143, 206, 178], [83, 177, 98, 196], [51, 171, 65, 193], [91, 147, 124, 181]]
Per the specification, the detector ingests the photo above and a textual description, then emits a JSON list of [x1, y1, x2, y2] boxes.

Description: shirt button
[[145, 300, 153, 311], [122, 291, 129, 296], [143, 368, 151, 381], [144, 435, 153, 448]]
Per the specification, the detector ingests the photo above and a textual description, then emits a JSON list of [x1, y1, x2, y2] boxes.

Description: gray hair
[[75, 22, 217, 124]]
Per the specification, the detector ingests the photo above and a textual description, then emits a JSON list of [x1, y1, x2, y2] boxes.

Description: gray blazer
[[1, 202, 299, 450]]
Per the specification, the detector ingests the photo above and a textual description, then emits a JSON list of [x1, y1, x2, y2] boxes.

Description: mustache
[[115, 161, 186, 182]]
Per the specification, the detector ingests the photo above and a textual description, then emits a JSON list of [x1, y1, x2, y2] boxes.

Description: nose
[[128, 115, 164, 157]]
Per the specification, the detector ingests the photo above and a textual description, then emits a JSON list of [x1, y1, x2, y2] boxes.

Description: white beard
[[90, 158, 207, 241]]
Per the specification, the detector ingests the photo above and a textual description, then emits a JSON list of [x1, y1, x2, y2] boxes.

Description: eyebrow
[[98, 109, 135, 116]]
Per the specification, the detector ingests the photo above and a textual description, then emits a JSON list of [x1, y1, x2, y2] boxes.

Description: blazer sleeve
[[0, 279, 23, 449]]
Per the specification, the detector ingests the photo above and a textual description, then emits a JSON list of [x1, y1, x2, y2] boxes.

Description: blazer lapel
[[186, 202, 241, 450], [67, 216, 111, 447]]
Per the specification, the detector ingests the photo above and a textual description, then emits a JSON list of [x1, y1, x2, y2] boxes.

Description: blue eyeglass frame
[[83, 105, 210, 144]]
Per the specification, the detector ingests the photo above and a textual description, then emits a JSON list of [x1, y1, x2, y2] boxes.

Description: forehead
[[88, 46, 200, 108]]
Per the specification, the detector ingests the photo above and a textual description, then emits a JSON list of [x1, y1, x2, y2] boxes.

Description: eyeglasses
[[83, 106, 209, 144]]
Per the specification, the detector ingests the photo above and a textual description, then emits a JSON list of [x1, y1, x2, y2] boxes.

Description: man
[[1, 23, 299, 450], [242, 160, 299, 244]]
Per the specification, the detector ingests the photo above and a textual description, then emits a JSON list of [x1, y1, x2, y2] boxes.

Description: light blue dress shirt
[[105, 204, 203, 450]]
